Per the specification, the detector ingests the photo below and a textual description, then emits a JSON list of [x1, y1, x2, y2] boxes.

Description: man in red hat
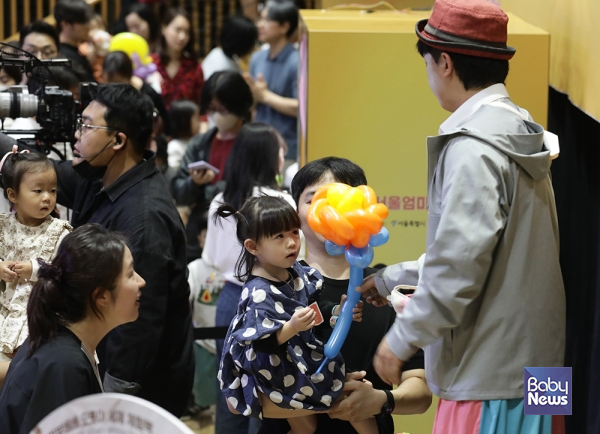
[[358, 0, 566, 432]]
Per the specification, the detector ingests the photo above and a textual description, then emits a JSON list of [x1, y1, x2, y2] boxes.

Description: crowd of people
[[0, 0, 567, 433]]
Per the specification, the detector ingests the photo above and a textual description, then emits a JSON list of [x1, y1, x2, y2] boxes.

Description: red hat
[[416, 0, 516, 60]]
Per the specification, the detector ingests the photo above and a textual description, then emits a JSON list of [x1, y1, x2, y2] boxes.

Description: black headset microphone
[[73, 136, 120, 161]]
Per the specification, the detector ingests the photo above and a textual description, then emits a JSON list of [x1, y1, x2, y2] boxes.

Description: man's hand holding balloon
[[306, 183, 389, 373]]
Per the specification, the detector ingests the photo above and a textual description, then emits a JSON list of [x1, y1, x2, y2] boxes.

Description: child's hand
[[0, 261, 17, 283], [334, 294, 364, 322], [13, 262, 32, 280], [289, 307, 316, 333]]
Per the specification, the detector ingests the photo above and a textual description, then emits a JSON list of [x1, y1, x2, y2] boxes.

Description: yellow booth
[[299, 8, 549, 433]]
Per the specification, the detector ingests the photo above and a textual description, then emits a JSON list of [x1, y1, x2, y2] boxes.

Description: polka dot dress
[[218, 262, 346, 419]]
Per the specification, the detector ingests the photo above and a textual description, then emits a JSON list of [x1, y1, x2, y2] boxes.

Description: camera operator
[[0, 84, 194, 417]]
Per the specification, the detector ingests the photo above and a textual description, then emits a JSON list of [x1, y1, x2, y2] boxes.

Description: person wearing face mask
[[172, 71, 253, 262]]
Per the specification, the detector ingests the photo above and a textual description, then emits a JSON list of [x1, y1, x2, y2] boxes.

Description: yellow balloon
[[327, 184, 350, 208], [109, 32, 152, 65], [335, 189, 361, 214]]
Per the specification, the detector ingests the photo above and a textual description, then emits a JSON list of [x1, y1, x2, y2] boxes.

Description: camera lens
[[0, 92, 39, 119]]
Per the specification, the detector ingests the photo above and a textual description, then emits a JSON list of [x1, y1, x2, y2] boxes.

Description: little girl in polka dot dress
[[215, 196, 376, 434]]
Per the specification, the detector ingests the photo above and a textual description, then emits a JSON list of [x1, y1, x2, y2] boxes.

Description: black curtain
[[548, 87, 600, 434]]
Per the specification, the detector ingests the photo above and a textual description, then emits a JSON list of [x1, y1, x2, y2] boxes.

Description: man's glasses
[[76, 118, 114, 136]]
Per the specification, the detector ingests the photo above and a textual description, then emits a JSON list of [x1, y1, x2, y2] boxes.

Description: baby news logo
[[524, 367, 571, 415]]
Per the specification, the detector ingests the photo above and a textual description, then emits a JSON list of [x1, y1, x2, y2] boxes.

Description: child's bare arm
[[276, 307, 316, 345]]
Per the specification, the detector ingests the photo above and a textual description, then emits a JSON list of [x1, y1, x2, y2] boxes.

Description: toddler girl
[[217, 195, 376, 434], [167, 99, 201, 169], [0, 147, 71, 362]]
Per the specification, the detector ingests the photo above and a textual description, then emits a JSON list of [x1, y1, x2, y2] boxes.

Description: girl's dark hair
[[1, 65, 22, 85], [222, 123, 281, 209], [127, 3, 160, 45], [103, 51, 134, 80], [221, 16, 258, 58], [215, 196, 301, 281], [168, 99, 199, 140], [265, 0, 299, 38], [0, 152, 54, 200], [199, 71, 253, 118], [158, 8, 197, 65], [27, 224, 127, 356]]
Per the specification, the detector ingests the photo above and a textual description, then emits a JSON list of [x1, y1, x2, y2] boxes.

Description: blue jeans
[[215, 281, 261, 434]]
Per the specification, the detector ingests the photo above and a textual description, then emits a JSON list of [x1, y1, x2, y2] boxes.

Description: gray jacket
[[375, 100, 565, 401]]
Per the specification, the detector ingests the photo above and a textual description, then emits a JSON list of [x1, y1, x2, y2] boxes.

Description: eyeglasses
[[21, 46, 58, 59], [76, 118, 114, 136]]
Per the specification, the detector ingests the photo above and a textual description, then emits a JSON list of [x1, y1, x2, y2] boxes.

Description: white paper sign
[[31, 393, 194, 434]]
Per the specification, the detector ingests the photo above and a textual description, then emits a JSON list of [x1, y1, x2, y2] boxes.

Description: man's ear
[[113, 132, 127, 151], [6, 188, 17, 205], [440, 52, 454, 79], [244, 239, 259, 256]]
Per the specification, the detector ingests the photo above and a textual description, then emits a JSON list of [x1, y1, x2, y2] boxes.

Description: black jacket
[[52, 152, 194, 416], [171, 127, 222, 207]]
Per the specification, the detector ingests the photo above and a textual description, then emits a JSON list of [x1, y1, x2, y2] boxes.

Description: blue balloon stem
[[322, 266, 363, 362], [315, 358, 328, 375]]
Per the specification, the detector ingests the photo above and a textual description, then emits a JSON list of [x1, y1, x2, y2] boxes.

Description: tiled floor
[[183, 408, 215, 434]]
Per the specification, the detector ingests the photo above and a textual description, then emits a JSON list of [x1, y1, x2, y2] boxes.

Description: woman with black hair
[[150, 8, 204, 110], [204, 122, 292, 434], [125, 3, 160, 52], [0, 224, 145, 434], [171, 70, 253, 262]]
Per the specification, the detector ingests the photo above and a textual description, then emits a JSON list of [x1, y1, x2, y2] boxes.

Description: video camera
[[0, 43, 96, 159]]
